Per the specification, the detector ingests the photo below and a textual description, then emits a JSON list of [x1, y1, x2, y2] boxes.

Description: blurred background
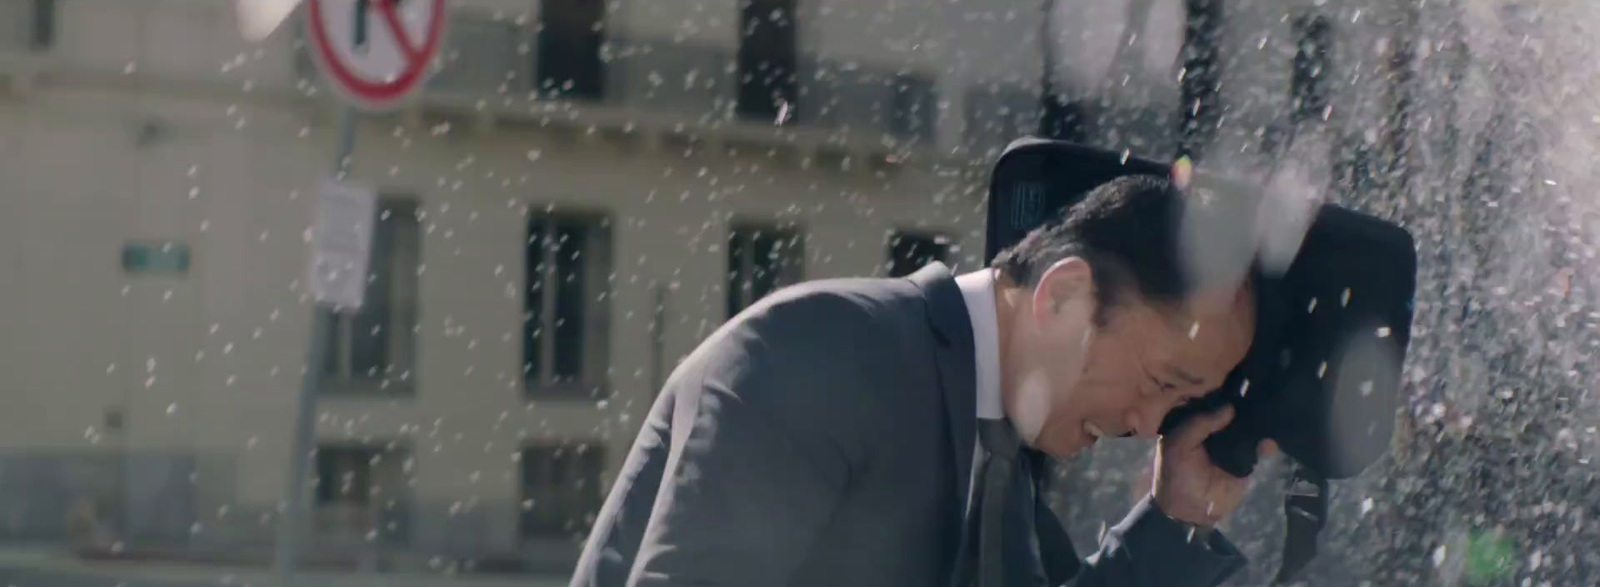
[[0, 0, 1597, 585]]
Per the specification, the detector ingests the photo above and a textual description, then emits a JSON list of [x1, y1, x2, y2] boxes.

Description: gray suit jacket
[[570, 263, 1247, 587]]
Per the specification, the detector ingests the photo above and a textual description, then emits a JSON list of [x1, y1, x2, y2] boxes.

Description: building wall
[[0, 0, 1013, 562]]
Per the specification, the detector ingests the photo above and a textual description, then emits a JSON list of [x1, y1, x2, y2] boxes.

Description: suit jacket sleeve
[[1069, 496, 1247, 587], [617, 292, 877, 586]]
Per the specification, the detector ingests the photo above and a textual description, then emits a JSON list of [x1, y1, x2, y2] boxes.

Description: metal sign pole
[[275, 106, 358, 584], [276, 0, 442, 578]]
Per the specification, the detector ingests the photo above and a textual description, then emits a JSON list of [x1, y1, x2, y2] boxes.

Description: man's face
[[1007, 259, 1256, 458]]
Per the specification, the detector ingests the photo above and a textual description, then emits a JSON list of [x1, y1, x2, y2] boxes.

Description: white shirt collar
[[955, 269, 1004, 421]]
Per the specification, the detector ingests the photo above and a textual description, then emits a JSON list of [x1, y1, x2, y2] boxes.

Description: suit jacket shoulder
[[685, 276, 930, 462], [572, 267, 979, 587]]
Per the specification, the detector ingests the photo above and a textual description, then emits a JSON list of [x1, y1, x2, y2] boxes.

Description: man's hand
[[1151, 405, 1277, 528]]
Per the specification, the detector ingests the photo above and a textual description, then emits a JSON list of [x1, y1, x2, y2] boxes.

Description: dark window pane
[[322, 198, 419, 387], [315, 447, 375, 506], [350, 204, 398, 377], [750, 231, 783, 302], [524, 218, 547, 382], [726, 229, 748, 318], [321, 307, 341, 377], [31, 0, 54, 50], [737, 0, 798, 121], [520, 444, 603, 538], [315, 449, 338, 505], [553, 221, 588, 382], [727, 225, 802, 316], [888, 232, 950, 277], [890, 73, 937, 140], [537, 0, 606, 100]]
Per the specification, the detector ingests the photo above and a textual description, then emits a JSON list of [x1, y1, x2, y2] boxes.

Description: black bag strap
[[1035, 496, 1081, 584], [1026, 449, 1083, 585], [1273, 464, 1330, 585]]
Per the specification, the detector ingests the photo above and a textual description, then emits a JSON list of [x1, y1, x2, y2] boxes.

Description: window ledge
[[321, 378, 418, 399], [523, 381, 610, 401]]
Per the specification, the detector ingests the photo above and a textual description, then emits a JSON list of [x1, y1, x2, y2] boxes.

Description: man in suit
[[570, 175, 1276, 587]]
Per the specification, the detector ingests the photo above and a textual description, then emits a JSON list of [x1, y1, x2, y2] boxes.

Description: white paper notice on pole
[[309, 179, 377, 310]]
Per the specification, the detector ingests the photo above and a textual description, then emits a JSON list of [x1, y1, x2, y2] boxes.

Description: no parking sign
[[304, 0, 448, 111]]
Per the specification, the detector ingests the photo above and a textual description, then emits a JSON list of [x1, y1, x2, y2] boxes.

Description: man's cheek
[[1013, 369, 1055, 445]]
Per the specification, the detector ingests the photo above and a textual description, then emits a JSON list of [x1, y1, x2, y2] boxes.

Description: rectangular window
[[30, 0, 53, 50], [315, 445, 380, 506], [737, 0, 799, 122], [525, 211, 612, 396], [537, 0, 606, 100], [519, 443, 604, 539], [313, 444, 411, 545], [322, 196, 420, 395], [727, 221, 805, 317], [889, 73, 938, 141], [887, 231, 952, 277]]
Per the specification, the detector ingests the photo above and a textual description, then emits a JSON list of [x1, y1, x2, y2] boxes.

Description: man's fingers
[[1170, 405, 1234, 448], [1259, 439, 1279, 459]]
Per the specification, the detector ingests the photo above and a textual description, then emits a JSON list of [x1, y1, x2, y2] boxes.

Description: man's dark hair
[[990, 175, 1195, 322]]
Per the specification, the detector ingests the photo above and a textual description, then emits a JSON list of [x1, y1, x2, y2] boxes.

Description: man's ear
[[1032, 257, 1094, 322]]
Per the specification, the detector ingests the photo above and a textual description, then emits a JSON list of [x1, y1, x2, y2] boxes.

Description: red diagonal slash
[[307, 0, 445, 108], [374, 0, 425, 62]]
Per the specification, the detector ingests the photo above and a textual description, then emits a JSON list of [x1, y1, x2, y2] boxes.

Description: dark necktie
[[955, 419, 1080, 587], [977, 418, 1022, 587]]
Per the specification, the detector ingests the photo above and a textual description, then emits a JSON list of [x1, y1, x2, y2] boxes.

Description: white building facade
[[0, 0, 1051, 572], [0, 0, 1474, 577]]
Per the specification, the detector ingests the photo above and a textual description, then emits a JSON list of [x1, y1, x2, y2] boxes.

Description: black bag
[[985, 139, 1418, 583]]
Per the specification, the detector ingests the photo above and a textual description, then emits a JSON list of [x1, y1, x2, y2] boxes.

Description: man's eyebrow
[[1169, 366, 1204, 386]]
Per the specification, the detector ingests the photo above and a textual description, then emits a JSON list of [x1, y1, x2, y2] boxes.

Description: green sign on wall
[[121, 241, 191, 275]]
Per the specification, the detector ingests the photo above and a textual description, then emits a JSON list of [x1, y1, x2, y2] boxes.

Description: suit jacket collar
[[903, 263, 979, 515]]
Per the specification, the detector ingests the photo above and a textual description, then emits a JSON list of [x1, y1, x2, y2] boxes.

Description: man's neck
[[989, 272, 1025, 430]]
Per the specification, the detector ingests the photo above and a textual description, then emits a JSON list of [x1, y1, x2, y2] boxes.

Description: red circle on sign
[[306, 0, 447, 110]]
